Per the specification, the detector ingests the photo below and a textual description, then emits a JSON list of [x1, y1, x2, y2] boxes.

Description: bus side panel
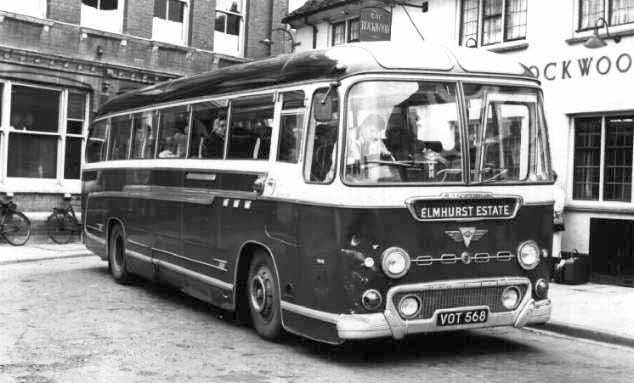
[[83, 169, 107, 260]]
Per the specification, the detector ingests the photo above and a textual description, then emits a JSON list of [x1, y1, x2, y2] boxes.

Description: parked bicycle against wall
[[0, 197, 31, 246], [47, 197, 82, 244]]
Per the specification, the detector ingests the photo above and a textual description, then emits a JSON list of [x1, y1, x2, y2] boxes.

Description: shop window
[[109, 115, 132, 160], [157, 106, 189, 158], [214, 0, 244, 56], [81, 0, 124, 34], [131, 111, 157, 159], [0, 0, 47, 18], [573, 116, 633, 202], [189, 100, 228, 159], [459, 0, 527, 47], [331, 18, 360, 46], [153, 0, 189, 45], [579, 0, 634, 29], [227, 95, 273, 160]]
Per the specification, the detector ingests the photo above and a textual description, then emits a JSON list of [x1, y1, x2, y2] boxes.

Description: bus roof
[[97, 41, 537, 117]]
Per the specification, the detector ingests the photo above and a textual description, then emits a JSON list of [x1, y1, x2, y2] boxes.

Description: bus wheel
[[247, 250, 282, 340], [108, 224, 132, 284]]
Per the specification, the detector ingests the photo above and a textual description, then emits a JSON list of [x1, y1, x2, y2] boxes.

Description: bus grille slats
[[393, 284, 528, 320]]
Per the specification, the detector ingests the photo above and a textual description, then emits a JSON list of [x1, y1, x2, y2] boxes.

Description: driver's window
[[304, 88, 339, 183]]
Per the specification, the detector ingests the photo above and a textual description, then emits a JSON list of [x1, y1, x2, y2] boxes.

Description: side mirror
[[314, 97, 334, 122]]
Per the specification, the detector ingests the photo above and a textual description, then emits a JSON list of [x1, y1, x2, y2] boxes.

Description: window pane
[[461, 0, 480, 46], [8, 133, 58, 178], [580, 0, 604, 29], [573, 117, 602, 200], [168, 0, 184, 22], [278, 112, 305, 163], [131, 111, 157, 159], [154, 0, 167, 19], [68, 93, 86, 120], [348, 18, 360, 42], [603, 117, 633, 201], [64, 137, 82, 179], [86, 120, 107, 163], [482, 0, 503, 45], [100, 0, 118, 11], [189, 101, 227, 159], [332, 21, 346, 46], [157, 106, 189, 158], [216, 0, 241, 13], [505, 0, 527, 40], [109, 115, 132, 160], [82, 0, 98, 8], [611, 0, 634, 25], [226, 13, 240, 35], [215, 12, 226, 32], [282, 90, 305, 110], [305, 88, 339, 183], [67, 120, 84, 135], [227, 95, 274, 160], [11, 85, 60, 132]]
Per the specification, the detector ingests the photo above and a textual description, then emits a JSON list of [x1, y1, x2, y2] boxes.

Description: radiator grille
[[393, 284, 528, 320]]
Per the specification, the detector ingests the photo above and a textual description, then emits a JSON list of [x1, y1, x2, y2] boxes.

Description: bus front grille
[[393, 284, 529, 320]]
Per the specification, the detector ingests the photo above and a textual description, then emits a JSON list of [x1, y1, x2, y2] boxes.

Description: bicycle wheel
[[47, 213, 74, 244], [1, 211, 31, 246]]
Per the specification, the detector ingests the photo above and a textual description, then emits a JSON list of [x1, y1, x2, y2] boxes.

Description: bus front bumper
[[336, 298, 552, 340]]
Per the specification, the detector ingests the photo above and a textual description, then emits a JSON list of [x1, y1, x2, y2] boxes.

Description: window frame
[[330, 17, 361, 46], [459, 0, 528, 48], [577, 0, 634, 31], [0, 0, 47, 18], [80, 0, 126, 34], [152, 0, 190, 46]]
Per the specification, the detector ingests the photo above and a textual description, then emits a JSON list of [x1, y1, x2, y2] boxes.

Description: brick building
[[0, 0, 289, 211]]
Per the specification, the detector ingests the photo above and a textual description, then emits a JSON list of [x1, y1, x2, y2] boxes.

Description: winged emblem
[[444, 227, 488, 248]]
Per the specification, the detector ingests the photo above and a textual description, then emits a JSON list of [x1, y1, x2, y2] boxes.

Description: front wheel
[[108, 224, 132, 284], [47, 213, 74, 244], [1, 211, 31, 246], [247, 250, 283, 340]]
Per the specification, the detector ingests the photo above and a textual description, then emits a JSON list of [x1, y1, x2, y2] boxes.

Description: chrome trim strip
[[152, 247, 228, 272], [86, 224, 103, 233], [413, 251, 514, 266], [281, 301, 340, 324], [156, 259, 233, 290], [404, 193, 523, 222], [85, 231, 106, 245], [89, 186, 258, 205], [126, 249, 152, 263], [127, 239, 148, 248]]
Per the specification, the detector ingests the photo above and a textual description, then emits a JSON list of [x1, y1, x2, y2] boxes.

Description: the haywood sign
[[528, 52, 634, 81], [360, 7, 391, 42]]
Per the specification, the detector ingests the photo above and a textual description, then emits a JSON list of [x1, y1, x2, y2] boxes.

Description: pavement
[[1, 243, 633, 348]]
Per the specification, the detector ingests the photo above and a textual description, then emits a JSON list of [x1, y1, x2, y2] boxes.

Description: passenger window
[[189, 100, 228, 159], [278, 91, 305, 163], [157, 106, 189, 158], [108, 115, 132, 160], [304, 88, 339, 183], [131, 111, 157, 159], [86, 119, 108, 163], [227, 94, 274, 160]]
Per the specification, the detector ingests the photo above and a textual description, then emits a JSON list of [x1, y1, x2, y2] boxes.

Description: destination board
[[406, 197, 520, 221]]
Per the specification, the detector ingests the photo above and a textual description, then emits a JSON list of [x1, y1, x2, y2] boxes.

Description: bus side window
[[189, 100, 228, 159], [157, 106, 190, 158], [304, 88, 339, 183], [227, 94, 274, 160], [108, 115, 132, 160], [278, 90, 305, 163], [131, 111, 157, 159], [86, 119, 108, 163]]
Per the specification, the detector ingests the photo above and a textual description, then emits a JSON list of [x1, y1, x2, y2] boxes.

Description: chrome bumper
[[337, 278, 552, 340]]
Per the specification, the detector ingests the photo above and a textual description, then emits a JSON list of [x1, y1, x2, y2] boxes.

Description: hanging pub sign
[[359, 7, 392, 42]]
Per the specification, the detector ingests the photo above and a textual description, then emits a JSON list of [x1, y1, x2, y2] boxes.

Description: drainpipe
[[267, 0, 274, 55]]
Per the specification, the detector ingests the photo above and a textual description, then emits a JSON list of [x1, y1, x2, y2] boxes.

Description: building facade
[[285, 0, 634, 282], [0, 0, 289, 211]]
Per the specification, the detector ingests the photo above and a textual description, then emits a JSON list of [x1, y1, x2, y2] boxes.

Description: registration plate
[[436, 309, 488, 327]]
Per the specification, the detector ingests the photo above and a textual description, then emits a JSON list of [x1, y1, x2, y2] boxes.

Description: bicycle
[[0, 197, 31, 246], [47, 198, 82, 244]]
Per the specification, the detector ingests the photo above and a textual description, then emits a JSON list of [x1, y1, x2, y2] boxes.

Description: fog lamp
[[380, 247, 411, 279], [534, 279, 549, 299], [398, 295, 421, 318], [517, 240, 540, 270], [361, 289, 382, 310], [501, 286, 521, 310]]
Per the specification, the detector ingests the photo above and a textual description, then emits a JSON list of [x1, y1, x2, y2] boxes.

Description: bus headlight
[[398, 295, 421, 318], [517, 240, 540, 270], [501, 286, 521, 309], [380, 247, 411, 279]]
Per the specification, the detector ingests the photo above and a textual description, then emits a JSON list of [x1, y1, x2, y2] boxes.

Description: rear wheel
[[1, 211, 31, 246], [47, 213, 74, 244], [247, 250, 283, 340], [108, 224, 132, 284]]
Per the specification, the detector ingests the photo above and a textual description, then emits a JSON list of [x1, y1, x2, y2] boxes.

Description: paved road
[[1, 257, 633, 383]]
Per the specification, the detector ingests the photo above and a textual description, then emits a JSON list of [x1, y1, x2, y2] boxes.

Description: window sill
[[151, 40, 191, 53], [79, 27, 127, 44], [0, 10, 53, 28], [566, 27, 634, 45], [486, 41, 529, 53]]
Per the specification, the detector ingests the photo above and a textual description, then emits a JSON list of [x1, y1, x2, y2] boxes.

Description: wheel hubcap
[[250, 268, 273, 319]]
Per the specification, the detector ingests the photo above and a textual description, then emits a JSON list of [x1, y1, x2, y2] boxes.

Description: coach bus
[[83, 41, 554, 344]]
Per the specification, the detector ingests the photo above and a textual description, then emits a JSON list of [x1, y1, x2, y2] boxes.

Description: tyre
[[1, 211, 31, 246], [108, 224, 132, 284], [247, 250, 283, 340], [47, 213, 74, 244]]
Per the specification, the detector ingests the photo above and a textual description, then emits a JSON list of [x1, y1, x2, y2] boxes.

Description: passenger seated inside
[[310, 123, 337, 182], [347, 114, 399, 182]]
